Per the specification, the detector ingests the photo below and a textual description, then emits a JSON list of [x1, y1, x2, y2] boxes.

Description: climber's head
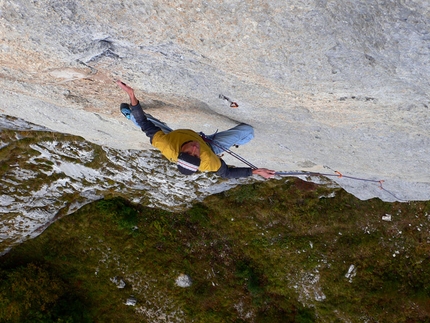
[[177, 141, 201, 175]]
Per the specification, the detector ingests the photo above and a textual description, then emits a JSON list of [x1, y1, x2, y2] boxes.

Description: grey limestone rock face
[[0, 0, 429, 202]]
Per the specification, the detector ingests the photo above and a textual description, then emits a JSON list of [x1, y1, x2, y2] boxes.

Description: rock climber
[[117, 80, 275, 179]]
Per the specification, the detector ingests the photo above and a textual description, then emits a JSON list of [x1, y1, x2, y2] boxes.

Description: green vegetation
[[0, 178, 429, 322]]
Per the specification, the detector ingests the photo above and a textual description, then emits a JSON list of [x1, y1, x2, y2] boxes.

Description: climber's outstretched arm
[[216, 160, 275, 179], [117, 80, 139, 106], [117, 80, 161, 143]]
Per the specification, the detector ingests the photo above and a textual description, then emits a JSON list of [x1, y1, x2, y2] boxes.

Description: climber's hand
[[252, 168, 276, 179]]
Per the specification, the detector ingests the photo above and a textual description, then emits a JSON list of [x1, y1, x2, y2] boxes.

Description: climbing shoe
[[120, 103, 131, 119]]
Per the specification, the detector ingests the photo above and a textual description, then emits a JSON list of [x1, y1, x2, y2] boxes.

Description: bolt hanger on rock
[[219, 94, 239, 108]]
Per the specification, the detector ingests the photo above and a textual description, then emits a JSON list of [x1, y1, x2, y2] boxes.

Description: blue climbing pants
[[203, 124, 254, 155]]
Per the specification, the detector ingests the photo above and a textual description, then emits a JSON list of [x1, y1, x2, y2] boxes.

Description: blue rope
[[275, 171, 382, 183], [200, 132, 404, 200]]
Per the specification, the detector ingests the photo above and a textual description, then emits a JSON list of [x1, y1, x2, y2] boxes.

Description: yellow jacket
[[152, 129, 221, 172]]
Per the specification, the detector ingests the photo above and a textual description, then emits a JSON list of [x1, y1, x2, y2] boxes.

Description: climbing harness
[[200, 132, 257, 169], [200, 132, 403, 201]]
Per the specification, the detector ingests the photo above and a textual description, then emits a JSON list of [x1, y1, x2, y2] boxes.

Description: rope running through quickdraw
[[200, 132, 403, 201]]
